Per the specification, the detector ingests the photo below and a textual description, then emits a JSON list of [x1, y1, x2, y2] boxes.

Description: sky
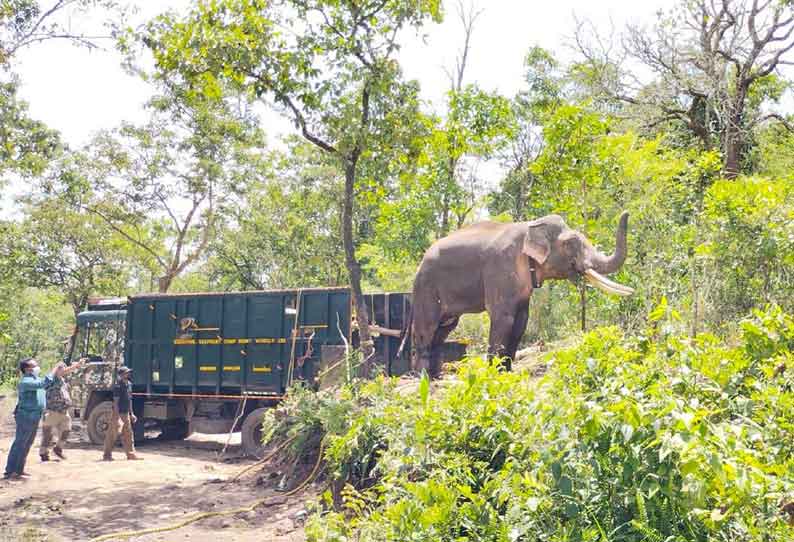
[[3, 0, 674, 215], [11, 0, 672, 146]]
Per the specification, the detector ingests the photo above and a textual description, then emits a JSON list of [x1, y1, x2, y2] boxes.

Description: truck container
[[66, 287, 433, 457]]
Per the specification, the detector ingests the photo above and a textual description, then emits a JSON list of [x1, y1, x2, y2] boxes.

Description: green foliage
[[0, 199, 131, 313], [699, 177, 794, 322], [272, 307, 794, 542], [0, 80, 60, 178], [0, 287, 72, 385], [208, 143, 347, 290]]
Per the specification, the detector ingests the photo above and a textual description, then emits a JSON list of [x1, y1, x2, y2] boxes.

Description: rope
[[335, 311, 352, 384], [287, 289, 303, 388], [283, 440, 325, 497], [90, 438, 325, 542], [218, 395, 247, 461], [230, 434, 297, 482]]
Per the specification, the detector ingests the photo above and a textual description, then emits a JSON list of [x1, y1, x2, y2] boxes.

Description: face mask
[[31, 367, 41, 377]]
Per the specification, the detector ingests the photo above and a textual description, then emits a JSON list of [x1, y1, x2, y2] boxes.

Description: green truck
[[65, 288, 418, 456]]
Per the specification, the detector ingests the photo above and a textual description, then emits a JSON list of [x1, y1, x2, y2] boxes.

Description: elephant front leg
[[487, 311, 516, 372]]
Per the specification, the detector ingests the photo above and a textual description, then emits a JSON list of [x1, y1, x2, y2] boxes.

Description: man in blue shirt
[[4, 358, 52, 480], [4, 358, 84, 479]]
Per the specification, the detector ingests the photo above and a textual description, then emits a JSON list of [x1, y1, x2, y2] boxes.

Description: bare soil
[[0, 394, 313, 542]]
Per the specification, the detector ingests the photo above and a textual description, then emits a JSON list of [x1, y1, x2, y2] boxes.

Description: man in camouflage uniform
[[66, 358, 114, 416], [39, 360, 84, 461]]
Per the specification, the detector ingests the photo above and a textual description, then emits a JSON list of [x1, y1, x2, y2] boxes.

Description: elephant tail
[[396, 301, 413, 361]]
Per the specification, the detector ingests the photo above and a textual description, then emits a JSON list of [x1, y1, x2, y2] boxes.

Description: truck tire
[[86, 401, 114, 445], [160, 420, 192, 441], [241, 407, 270, 458]]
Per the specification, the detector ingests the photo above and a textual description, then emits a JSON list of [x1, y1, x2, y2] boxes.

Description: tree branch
[[83, 204, 167, 269]]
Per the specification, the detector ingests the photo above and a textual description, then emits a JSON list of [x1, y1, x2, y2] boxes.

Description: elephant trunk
[[590, 211, 628, 275]]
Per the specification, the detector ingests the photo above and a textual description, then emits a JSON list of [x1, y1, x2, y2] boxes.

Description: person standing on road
[[102, 366, 143, 461], [39, 359, 84, 462], [4, 359, 51, 480]]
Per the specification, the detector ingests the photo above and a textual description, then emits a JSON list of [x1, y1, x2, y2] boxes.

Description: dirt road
[[0, 395, 311, 542]]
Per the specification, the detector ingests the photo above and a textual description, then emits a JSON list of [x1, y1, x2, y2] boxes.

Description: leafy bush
[[262, 306, 794, 542]]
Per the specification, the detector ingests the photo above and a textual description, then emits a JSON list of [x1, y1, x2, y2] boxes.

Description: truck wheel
[[160, 420, 192, 441], [86, 401, 114, 445], [241, 407, 270, 458]]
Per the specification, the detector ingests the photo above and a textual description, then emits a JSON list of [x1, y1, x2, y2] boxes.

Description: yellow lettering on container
[[199, 366, 217, 372], [223, 366, 241, 371]]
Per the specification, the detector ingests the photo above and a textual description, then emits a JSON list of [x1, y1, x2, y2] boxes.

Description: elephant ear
[[523, 219, 550, 265]]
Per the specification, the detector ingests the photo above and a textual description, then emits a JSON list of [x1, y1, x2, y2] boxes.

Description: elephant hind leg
[[411, 293, 442, 377], [429, 317, 459, 379]]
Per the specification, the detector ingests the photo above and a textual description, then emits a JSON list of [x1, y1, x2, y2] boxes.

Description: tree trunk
[[158, 275, 173, 293], [439, 192, 450, 238], [723, 124, 741, 179], [723, 88, 747, 179], [343, 161, 374, 375]]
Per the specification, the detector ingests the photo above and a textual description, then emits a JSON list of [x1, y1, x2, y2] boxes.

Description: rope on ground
[[89, 439, 326, 542], [230, 434, 297, 482], [283, 439, 325, 497]]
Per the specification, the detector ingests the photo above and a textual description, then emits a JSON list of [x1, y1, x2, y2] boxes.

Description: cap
[[118, 366, 133, 376]]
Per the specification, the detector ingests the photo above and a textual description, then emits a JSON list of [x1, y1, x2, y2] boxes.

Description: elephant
[[404, 212, 633, 378]]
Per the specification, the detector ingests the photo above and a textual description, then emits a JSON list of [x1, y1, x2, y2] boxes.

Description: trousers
[[39, 410, 71, 456], [4, 414, 40, 476], [102, 409, 135, 457]]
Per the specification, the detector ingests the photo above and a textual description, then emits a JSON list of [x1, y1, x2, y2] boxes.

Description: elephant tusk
[[584, 269, 634, 297]]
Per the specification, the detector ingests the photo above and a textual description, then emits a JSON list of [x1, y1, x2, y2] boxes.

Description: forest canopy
[[1, 0, 793, 381]]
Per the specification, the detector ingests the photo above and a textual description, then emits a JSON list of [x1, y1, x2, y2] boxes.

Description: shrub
[[265, 306, 794, 542]]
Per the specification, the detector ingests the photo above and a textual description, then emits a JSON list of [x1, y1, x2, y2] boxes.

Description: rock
[[273, 519, 294, 535], [293, 509, 308, 525]]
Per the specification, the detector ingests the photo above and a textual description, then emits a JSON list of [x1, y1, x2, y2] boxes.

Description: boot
[[40, 454, 50, 462], [126, 453, 143, 460], [53, 446, 65, 460], [102, 454, 113, 461]]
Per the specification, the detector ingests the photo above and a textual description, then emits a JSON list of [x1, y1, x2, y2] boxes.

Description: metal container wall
[[362, 292, 412, 376], [126, 288, 352, 397]]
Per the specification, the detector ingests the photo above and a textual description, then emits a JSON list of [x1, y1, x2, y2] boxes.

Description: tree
[[56, 92, 266, 293], [208, 141, 347, 290], [141, 0, 442, 368], [0, 285, 72, 384], [0, 79, 60, 180], [0, 0, 118, 66], [434, 0, 483, 235], [490, 46, 565, 220], [0, 198, 130, 316], [574, 0, 794, 177]]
